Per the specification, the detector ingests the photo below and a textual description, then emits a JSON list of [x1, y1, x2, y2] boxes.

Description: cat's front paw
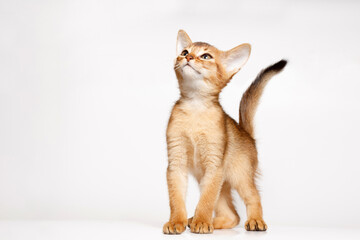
[[245, 218, 267, 231], [189, 218, 214, 234], [163, 220, 187, 234]]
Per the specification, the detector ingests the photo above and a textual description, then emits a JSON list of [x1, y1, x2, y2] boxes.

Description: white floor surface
[[0, 221, 359, 240]]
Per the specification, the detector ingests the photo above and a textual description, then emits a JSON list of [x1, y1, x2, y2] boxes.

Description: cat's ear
[[176, 30, 192, 55], [223, 43, 251, 75]]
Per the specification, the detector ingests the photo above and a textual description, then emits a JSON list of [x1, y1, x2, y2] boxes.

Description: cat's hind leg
[[187, 181, 239, 229], [213, 181, 240, 229], [234, 171, 267, 231]]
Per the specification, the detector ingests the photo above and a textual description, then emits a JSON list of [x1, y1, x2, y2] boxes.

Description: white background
[[1, 0, 360, 232]]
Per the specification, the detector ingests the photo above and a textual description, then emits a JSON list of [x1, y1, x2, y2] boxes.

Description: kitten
[[163, 30, 287, 234]]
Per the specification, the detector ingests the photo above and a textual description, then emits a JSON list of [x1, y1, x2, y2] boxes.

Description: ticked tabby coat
[[163, 30, 287, 234]]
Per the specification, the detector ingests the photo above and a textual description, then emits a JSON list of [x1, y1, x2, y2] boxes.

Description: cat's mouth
[[183, 63, 201, 74]]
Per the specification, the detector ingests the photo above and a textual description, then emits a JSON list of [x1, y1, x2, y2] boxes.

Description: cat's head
[[174, 30, 251, 97]]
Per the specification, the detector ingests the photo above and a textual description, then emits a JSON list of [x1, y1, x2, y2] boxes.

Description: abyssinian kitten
[[163, 30, 287, 234]]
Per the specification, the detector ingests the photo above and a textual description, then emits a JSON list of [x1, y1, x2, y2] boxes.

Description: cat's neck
[[179, 91, 219, 110], [178, 74, 220, 109]]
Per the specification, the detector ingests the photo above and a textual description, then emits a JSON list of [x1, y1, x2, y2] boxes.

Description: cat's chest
[[170, 100, 224, 179], [178, 105, 219, 137]]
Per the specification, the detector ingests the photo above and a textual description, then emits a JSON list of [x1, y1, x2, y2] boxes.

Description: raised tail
[[239, 59, 287, 139]]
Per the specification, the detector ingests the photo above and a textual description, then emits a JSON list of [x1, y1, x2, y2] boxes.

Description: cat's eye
[[200, 53, 213, 60], [181, 50, 189, 56]]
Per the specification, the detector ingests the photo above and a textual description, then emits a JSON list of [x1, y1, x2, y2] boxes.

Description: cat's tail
[[239, 59, 287, 139]]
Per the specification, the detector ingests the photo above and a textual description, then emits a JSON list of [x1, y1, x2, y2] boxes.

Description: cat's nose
[[186, 54, 194, 62]]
